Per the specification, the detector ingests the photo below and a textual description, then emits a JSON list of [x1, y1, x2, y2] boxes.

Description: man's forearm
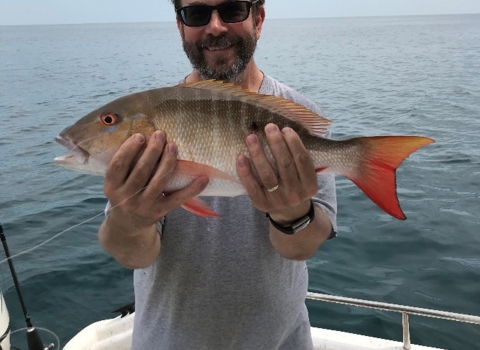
[[98, 213, 161, 269], [269, 205, 332, 261]]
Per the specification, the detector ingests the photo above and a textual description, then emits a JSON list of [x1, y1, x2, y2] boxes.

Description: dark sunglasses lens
[[181, 6, 211, 26], [218, 2, 250, 23], [180, 2, 252, 27]]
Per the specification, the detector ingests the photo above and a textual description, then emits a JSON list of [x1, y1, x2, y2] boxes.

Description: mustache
[[198, 34, 240, 49]]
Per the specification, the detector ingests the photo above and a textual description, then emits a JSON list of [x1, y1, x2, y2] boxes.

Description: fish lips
[[54, 135, 90, 165]]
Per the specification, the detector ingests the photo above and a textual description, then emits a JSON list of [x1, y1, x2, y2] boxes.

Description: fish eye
[[100, 113, 118, 126]]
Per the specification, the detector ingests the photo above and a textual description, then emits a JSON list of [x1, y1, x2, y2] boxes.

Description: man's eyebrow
[[183, 1, 207, 6], [182, 0, 236, 6]]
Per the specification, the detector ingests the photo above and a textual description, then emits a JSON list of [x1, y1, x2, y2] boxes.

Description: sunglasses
[[176, 0, 259, 27]]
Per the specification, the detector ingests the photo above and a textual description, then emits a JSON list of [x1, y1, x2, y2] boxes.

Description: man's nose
[[205, 11, 229, 36]]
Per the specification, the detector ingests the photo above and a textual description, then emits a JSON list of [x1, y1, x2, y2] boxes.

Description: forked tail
[[339, 136, 434, 220]]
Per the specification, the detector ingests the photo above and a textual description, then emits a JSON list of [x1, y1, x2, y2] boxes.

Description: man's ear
[[254, 6, 266, 39]]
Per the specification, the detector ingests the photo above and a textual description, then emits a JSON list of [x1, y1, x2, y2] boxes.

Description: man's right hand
[[98, 131, 209, 269], [104, 131, 209, 229]]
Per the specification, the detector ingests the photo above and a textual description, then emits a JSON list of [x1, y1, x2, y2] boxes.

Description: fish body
[[55, 80, 434, 219]]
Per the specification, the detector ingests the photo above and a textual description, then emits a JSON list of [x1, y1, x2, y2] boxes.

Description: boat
[[62, 291, 480, 350], [2, 289, 479, 350]]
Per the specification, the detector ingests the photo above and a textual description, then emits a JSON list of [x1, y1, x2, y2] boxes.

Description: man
[[98, 0, 337, 349]]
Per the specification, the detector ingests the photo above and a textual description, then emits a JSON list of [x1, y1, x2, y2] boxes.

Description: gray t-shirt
[[131, 74, 337, 350]]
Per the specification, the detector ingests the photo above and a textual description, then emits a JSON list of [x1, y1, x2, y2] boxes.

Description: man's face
[[177, 0, 264, 82]]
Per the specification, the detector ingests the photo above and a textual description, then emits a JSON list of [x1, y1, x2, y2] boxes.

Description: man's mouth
[[203, 45, 233, 52], [204, 44, 233, 51]]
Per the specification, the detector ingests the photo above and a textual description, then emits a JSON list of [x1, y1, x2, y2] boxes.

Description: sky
[[1, 0, 479, 26]]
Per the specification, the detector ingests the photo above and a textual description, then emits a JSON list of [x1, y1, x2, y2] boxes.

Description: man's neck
[[185, 60, 264, 92]]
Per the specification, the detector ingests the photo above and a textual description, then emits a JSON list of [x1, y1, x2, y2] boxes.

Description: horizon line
[[1, 12, 478, 27]]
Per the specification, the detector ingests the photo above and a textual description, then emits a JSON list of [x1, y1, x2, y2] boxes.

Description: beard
[[182, 30, 258, 82]]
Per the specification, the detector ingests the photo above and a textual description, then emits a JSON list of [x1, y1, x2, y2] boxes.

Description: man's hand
[[99, 131, 208, 269], [236, 123, 317, 223], [104, 131, 209, 228], [236, 123, 332, 261]]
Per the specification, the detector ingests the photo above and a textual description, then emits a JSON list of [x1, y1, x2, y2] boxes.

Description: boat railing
[[306, 292, 480, 350]]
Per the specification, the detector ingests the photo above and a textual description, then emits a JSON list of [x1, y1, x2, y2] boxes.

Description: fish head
[[54, 95, 156, 176]]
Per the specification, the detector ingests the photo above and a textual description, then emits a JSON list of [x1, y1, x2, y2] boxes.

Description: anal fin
[[181, 198, 220, 218]]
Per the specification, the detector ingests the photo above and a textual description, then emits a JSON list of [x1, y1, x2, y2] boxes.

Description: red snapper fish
[[54, 80, 434, 219]]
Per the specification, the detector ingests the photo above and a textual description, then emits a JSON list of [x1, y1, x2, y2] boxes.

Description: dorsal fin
[[177, 80, 332, 137]]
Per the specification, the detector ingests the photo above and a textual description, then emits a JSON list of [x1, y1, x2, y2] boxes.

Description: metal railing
[[306, 292, 480, 350]]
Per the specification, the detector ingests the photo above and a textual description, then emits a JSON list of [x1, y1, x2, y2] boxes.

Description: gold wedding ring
[[266, 184, 279, 193]]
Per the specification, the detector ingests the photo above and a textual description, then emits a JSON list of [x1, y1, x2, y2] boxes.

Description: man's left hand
[[236, 123, 318, 224]]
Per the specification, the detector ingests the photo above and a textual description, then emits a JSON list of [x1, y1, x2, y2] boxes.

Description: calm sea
[[1, 14, 479, 349]]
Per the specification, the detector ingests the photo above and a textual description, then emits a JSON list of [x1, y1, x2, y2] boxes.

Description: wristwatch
[[266, 200, 315, 235]]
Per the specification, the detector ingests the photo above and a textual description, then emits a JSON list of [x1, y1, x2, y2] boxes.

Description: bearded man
[[98, 1, 337, 349]]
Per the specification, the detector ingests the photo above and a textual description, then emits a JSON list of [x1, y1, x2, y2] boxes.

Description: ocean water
[[1, 14, 479, 349]]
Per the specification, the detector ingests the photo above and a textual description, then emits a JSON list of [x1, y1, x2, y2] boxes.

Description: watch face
[[291, 216, 312, 233]]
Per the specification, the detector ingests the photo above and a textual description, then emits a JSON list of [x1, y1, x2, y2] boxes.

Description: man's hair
[[171, 0, 265, 13]]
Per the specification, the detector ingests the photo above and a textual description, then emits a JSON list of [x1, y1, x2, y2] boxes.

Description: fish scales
[[142, 86, 314, 176]]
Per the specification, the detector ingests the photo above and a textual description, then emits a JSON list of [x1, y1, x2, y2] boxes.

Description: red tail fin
[[346, 136, 434, 220]]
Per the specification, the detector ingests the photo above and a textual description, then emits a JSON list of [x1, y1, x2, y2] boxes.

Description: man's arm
[[99, 212, 160, 269], [236, 123, 336, 260], [98, 131, 208, 269], [267, 201, 333, 260]]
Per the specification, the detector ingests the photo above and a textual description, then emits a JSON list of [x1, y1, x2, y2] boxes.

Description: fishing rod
[[0, 223, 54, 350]]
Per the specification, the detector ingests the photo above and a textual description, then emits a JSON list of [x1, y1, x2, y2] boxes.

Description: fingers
[[264, 124, 299, 190], [141, 142, 177, 200], [244, 133, 279, 191], [281, 127, 317, 195], [163, 175, 210, 210], [236, 154, 264, 197], [105, 133, 147, 194], [124, 131, 167, 193], [104, 130, 210, 222], [124, 131, 167, 197], [237, 123, 318, 214]]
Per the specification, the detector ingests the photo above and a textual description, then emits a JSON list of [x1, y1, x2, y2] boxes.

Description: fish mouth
[[54, 135, 90, 165]]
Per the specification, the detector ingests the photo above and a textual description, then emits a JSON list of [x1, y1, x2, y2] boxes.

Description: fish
[[54, 80, 434, 219]]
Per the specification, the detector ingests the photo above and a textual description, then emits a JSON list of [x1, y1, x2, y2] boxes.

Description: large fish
[[54, 80, 434, 219]]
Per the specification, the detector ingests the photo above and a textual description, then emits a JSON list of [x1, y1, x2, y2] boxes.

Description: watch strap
[[266, 200, 315, 235]]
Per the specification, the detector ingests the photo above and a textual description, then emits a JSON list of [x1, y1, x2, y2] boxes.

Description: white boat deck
[[64, 316, 443, 350], [311, 328, 441, 350], [62, 291, 480, 350]]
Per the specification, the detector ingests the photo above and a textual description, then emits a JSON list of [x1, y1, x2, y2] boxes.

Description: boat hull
[[63, 312, 443, 350]]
